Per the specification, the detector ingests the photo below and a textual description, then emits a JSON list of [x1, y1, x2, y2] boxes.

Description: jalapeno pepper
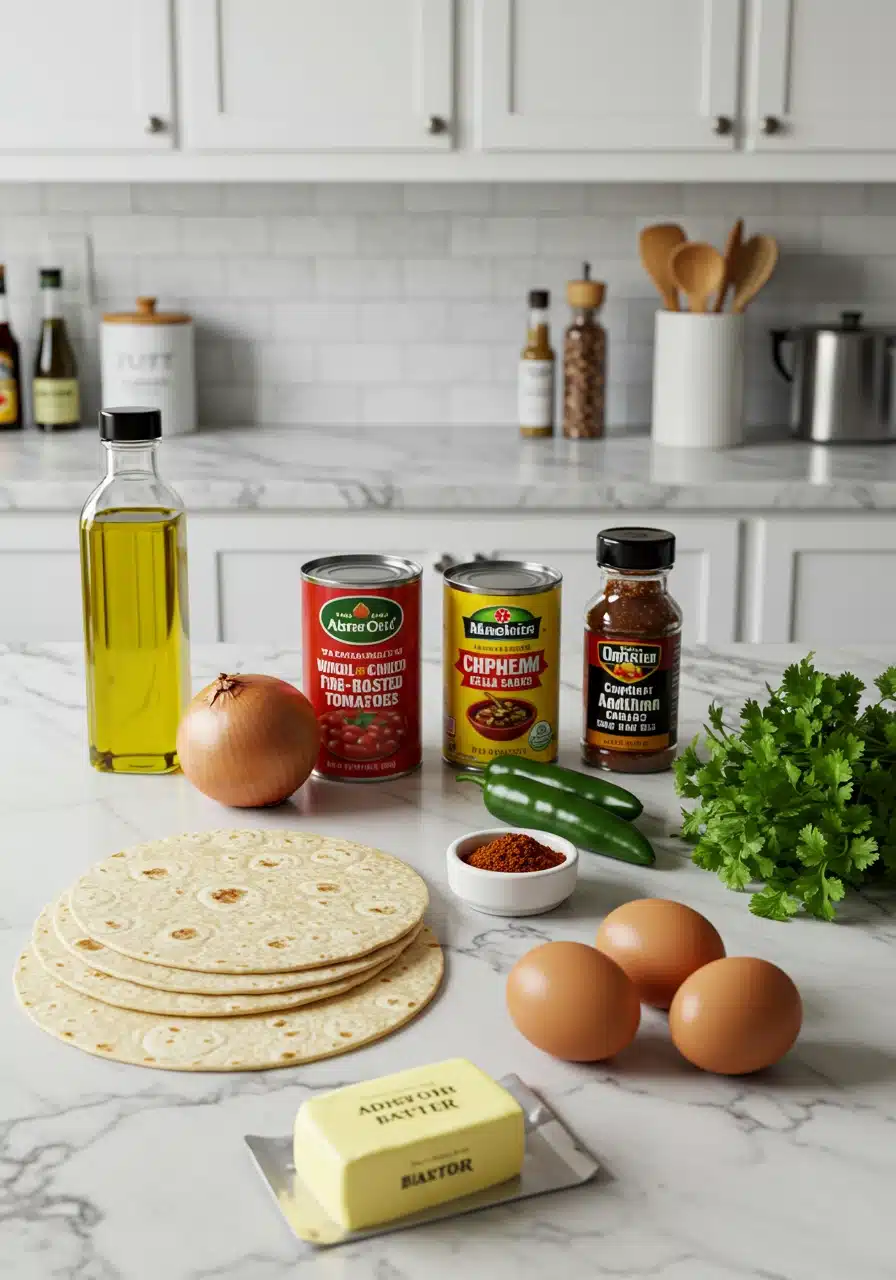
[[484, 755, 643, 821], [457, 773, 655, 867]]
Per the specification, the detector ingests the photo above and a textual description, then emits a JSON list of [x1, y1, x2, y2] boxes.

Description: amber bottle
[[582, 527, 681, 774]]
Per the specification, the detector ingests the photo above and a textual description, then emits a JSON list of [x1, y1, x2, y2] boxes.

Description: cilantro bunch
[[674, 655, 896, 921]]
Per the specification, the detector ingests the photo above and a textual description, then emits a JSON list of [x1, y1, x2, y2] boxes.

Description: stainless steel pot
[[771, 311, 896, 443]]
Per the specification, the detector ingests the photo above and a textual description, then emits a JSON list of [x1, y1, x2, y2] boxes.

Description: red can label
[[302, 578, 421, 780]]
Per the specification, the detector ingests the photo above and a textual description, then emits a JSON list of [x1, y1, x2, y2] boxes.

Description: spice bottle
[[582, 527, 681, 774], [80, 407, 191, 774], [518, 289, 555, 438], [563, 263, 606, 439]]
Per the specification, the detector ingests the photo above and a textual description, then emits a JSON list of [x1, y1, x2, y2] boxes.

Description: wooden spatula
[[639, 223, 687, 311], [730, 234, 779, 313], [713, 218, 744, 312], [669, 242, 726, 314]]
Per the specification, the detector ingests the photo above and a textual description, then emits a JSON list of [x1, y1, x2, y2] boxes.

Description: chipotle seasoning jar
[[582, 527, 681, 774]]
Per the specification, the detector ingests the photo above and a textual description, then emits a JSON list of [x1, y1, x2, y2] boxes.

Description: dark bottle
[[0, 265, 22, 429], [33, 268, 80, 431]]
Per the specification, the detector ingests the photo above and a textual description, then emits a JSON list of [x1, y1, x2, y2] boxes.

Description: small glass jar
[[582, 527, 682, 774]]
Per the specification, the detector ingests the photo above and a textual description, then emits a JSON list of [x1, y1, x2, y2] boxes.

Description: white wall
[[0, 181, 890, 428]]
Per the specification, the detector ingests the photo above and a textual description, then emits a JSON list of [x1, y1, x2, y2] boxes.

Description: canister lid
[[597, 527, 675, 571], [567, 262, 606, 310], [301, 554, 422, 587], [102, 297, 191, 325], [444, 560, 562, 595], [99, 407, 162, 442]]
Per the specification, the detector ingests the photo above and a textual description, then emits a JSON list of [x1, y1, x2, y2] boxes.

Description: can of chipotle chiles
[[443, 560, 562, 771], [302, 555, 421, 781]]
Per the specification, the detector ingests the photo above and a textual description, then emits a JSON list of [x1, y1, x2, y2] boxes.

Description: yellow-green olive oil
[[80, 507, 190, 773]]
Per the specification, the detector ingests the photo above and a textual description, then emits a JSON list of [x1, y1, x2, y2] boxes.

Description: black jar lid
[[597, 527, 675, 570], [99, 407, 162, 442], [528, 288, 549, 308]]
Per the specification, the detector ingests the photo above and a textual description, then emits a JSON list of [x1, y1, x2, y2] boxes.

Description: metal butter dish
[[245, 1074, 600, 1250]]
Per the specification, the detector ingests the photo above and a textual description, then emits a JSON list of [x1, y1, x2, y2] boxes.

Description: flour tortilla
[[54, 898, 422, 996], [15, 927, 443, 1072], [33, 902, 420, 1018], [68, 830, 428, 974]]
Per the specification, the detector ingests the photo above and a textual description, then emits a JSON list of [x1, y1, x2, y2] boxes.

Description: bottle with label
[[33, 267, 80, 431], [518, 289, 554, 438], [80, 407, 190, 774], [582, 527, 681, 774], [563, 263, 606, 439], [0, 265, 21, 429]]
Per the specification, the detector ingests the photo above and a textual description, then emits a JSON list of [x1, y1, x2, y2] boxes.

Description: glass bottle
[[582, 527, 682, 774], [33, 267, 80, 431], [518, 288, 555, 438], [563, 263, 606, 439], [0, 265, 21, 429], [80, 407, 190, 774]]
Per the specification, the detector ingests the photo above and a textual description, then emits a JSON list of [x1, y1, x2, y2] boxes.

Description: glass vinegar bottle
[[79, 408, 190, 773]]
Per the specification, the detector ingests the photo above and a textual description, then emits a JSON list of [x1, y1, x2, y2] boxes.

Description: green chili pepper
[[457, 773, 656, 867], [484, 755, 643, 821]]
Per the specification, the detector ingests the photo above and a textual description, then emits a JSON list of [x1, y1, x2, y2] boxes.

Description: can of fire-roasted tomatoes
[[443, 560, 562, 771], [302, 554, 422, 781]]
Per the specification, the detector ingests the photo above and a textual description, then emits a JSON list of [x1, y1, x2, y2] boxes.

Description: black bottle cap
[[597, 527, 675, 570], [99, 407, 162, 442], [39, 268, 62, 289], [528, 289, 549, 308]]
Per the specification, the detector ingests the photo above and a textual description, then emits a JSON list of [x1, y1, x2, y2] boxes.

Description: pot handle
[[770, 329, 794, 382]]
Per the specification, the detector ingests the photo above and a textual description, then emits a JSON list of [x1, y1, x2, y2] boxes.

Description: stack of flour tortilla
[[14, 830, 442, 1072]]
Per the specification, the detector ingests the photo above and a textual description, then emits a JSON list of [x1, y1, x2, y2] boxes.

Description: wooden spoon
[[713, 218, 744, 312], [730, 234, 779, 313], [669, 241, 726, 314], [639, 223, 687, 311]]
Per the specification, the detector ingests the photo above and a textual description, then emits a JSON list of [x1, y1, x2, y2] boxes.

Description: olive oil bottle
[[33, 267, 80, 430], [0, 265, 22, 429], [80, 408, 190, 773]]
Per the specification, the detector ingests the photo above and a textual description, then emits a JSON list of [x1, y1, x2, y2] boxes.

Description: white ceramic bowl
[[446, 827, 578, 917]]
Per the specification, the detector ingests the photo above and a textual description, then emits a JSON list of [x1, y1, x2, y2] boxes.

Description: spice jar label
[[584, 635, 680, 753]]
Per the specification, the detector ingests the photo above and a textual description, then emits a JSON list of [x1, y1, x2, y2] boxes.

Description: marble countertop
[[3, 642, 895, 1280], [2, 425, 896, 512]]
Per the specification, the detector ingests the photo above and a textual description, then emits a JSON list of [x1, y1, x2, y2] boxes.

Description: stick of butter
[[293, 1058, 525, 1230]]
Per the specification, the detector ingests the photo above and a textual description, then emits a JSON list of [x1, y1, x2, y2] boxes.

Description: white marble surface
[[2, 642, 895, 1280], [2, 424, 896, 512]]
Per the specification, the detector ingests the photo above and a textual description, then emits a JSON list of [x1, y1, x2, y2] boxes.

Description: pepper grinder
[[563, 264, 606, 439]]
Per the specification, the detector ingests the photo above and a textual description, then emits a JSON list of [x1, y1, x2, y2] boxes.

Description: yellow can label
[[443, 583, 561, 769]]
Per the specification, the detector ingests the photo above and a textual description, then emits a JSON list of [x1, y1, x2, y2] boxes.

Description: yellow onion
[[176, 673, 320, 807]]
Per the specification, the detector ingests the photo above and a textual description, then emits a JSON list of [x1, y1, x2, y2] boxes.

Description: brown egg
[[506, 941, 640, 1062], [595, 898, 726, 1009], [669, 956, 802, 1075]]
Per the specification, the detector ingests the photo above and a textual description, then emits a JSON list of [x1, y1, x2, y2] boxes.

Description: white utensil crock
[[651, 311, 744, 449], [100, 297, 196, 437]]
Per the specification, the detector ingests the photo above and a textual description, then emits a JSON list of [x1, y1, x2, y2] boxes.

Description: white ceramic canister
[[651, 311, 745, 449], [100, 297, 196, 436]]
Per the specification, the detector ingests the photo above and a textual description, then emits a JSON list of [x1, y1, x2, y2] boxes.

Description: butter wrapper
[[245, 1075, 600, 1251]]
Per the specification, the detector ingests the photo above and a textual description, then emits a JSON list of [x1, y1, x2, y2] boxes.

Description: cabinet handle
[[712, 114, 733, 136], [760, 115, 783, 136], [145, 115, 167, 135], [433, 553, 457, 573], [427, 114, 449, 136]]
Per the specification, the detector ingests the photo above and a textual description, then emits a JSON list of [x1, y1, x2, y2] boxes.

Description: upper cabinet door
[[180, 0, 454, 152], [0, 0, 173, 152], [475, 0, 741, 152], [752, 0, 896, 151]]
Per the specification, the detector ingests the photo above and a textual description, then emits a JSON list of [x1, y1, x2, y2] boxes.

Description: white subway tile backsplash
[[181, 216, 268, 255], [450, 217, 537, 257], [316, 343, 402, 384], [270, 215, 357, 256], [0, 181, 888, 429]]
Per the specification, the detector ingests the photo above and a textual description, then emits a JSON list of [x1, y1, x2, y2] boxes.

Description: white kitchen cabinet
[[0, 517, 80, 640], [475, 0, 742, 152], [179, 0, 454, 153], [0, 0, 173, 153], [749, 518, 896, 642], [751, 0, 896, 152]]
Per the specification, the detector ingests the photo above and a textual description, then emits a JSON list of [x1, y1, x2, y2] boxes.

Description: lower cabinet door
[[0, 519, 81, 641]]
